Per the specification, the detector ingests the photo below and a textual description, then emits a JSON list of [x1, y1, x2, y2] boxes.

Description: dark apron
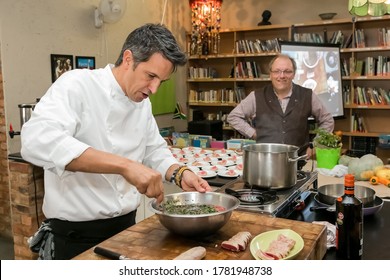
[[48, 210, 136, 260]]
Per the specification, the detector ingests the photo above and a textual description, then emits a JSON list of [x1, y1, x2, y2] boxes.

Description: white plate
[[217, 169, 240, 178], [188, 161, 210, 167], [215, 160, 235, 167], [196, 170, 217, 178], [182, 146, 202, 153], [197, 156, 213, 162], [202, 165, 226, 172], [169, 147, 182, 153], [227, 163, 243, 171]]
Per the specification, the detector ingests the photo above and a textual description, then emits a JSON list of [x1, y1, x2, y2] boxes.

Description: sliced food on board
[[221, 231, 252, 252]]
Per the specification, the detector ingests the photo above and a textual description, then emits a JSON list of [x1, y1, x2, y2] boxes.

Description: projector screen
[[280, 41, 344, 119]]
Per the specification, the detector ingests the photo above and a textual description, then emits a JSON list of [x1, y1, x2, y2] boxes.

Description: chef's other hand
[[180, 170, 212, 192], [121, 161, 164, 203]]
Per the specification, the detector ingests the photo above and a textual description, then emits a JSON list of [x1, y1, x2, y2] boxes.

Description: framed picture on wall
[[75, 56, 95, 70], [50, 54, 73, 83]]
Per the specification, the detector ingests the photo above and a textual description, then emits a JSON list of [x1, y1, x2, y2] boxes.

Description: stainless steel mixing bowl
[[148, 192, 240, 237]]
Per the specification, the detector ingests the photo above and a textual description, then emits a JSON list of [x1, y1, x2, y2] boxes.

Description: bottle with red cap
[[335, 173, 363, 259]]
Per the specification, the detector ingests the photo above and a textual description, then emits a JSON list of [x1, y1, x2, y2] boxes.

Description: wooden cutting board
[[74, 211, 327, 260]]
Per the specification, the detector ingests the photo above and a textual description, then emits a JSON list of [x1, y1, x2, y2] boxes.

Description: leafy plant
[[313, 128, 342, 149]]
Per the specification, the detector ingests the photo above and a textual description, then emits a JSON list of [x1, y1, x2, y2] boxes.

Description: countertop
[[73, 211, 327, 260]]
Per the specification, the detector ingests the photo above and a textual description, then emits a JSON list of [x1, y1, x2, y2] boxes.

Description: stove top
[[217, 171, 318, 218]]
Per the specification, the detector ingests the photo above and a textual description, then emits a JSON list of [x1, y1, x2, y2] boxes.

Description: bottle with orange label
[[335, 173, 363, 259]]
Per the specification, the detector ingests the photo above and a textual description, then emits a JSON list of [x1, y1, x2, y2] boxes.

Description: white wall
[[0, 0, 350, 154]]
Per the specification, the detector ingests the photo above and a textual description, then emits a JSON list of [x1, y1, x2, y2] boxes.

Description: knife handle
[[93, 246, 129, 260]]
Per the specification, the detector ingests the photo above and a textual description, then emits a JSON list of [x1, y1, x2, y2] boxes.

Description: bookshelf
[[186, 16, 390, 162], [186, 24, 290, 139]]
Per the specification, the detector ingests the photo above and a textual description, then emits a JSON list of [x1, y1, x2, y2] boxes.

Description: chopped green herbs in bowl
[[149, 192, 240, 236]]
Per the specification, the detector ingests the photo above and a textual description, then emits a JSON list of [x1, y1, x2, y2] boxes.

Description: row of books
[[354, 87, 390, 105], [378, 27, 390, 47], [293, 32, 324, 43], [354, 28, 390, 48], [235, 38, 281, 54], [188, 67, 217, 79], [189, 88, 236, 103], [235, 61, 261, 78], [342, 56, 390, 76], [293, 28, 390, 49], [189, 87, 248, 104], [343, 86, 390, 105], [293, 30, 352, 48]]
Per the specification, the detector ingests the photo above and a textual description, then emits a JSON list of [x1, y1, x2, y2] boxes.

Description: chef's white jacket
[[21, 65, 178, 221]]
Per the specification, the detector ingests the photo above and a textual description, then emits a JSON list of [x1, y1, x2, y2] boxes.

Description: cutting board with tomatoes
[[73, 211, 327, 260]]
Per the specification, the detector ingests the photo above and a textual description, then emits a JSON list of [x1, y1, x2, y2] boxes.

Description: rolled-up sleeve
[[311, 92, 335, 132], [227, 91, 257, 138]]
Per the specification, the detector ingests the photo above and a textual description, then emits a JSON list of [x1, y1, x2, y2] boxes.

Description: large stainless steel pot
[[242, 143, 307, 189]]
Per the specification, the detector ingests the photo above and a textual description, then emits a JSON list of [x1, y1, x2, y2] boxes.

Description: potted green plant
[[312, 128, 342, 169]]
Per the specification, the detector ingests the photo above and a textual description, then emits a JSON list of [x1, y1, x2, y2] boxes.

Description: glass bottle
[[336, 174, 363, 259]]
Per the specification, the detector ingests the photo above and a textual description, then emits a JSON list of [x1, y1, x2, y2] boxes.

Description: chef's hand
[[121, 161, 164, 203], [180, 170, 212, 192]]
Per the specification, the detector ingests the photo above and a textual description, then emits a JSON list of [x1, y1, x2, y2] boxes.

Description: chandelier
[[349, 0, 390, 16], [189, 0, 222, 56]]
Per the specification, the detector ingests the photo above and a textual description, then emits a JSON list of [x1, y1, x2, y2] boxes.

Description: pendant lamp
[[189, 0, 222, 55], [349, 0, 390, 16]]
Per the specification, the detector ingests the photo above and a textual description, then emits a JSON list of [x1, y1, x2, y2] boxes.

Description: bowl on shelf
[[319, 13, 337, 20]]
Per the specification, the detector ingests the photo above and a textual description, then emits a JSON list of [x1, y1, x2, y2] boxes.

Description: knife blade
[[93, 246, 130, 260]]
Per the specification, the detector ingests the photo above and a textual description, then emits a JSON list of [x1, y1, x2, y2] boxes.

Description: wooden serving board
[[74, 211, 327, 260]]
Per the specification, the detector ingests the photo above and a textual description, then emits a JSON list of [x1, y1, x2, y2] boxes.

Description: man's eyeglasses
[[270, 70, 294, 76]]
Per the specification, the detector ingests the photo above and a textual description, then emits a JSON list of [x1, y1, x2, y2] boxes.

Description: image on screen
[[280, 41, 344, 119]]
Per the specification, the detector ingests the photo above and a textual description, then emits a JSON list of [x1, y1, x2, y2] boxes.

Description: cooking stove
[[217, 171, 318, 218]]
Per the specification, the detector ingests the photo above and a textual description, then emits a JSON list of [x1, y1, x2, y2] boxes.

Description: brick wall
[[0, 48, 13, 239], [9, 161, 44, 259]]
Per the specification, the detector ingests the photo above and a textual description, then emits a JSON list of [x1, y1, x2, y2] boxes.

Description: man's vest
[[254, 83, 312, 148]]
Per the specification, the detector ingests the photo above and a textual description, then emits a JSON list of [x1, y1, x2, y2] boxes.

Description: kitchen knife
[[93, 246, 130, 260]]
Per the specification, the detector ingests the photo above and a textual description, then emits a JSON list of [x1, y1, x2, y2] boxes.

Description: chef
[[21, 23, 211, 260]]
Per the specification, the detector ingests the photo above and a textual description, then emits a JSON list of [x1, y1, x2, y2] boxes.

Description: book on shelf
[[343, 85, 351, 105], [379, 88, 390, 104], [235, 87, 246, 103], [355, 59, 365, 76], [342, 33, 353, 48], [329, 30, 345, 45], [351, 113, 367, 133], [354, 28, 366, 48], [246, 61, 254, 78], [377, 27, 390, 47], [365, 56, 376, 76], [341, 58, 350, 76], [349, 57, 356, 75]]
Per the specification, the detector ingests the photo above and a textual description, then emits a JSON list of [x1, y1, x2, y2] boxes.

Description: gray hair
[[268, 54, 297, 72], [114, 23, 187, 72]]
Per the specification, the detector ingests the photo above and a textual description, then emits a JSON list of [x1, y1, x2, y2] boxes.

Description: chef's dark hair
[[114, 23, 187, 72], [269, 54, 297, 73]]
